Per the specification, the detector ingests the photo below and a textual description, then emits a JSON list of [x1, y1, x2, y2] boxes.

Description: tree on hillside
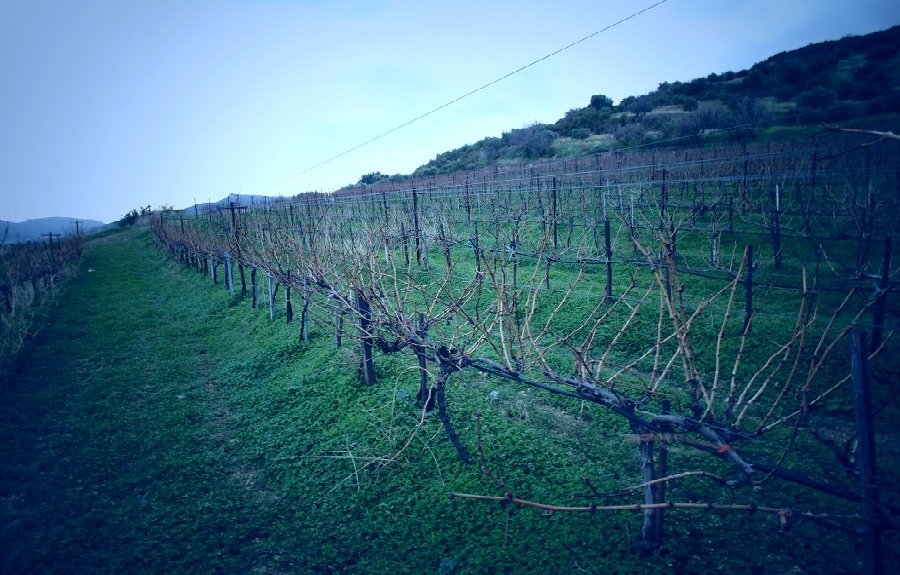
[[501, 124, 557, 159], [621, 97, 653, 122], [117, 209, 140, 227], [798, 86, 838, 110], [727, 96, 771, 138], [678, 102, 727, 143], [358, 172, 387, 186], [613, 123, 649, 147], [590, 94, 614, 110], [672, 95, 699, 111]]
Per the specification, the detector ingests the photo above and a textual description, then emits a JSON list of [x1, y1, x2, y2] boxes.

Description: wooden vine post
[[653, 399, 671, 549], [772, 185, 782, 270], [871, 236, 893, 349], [551, 176, 559, 250], [285, 271, 293, 324], [412, 186, 422, 267], [744, 245, 753, 334], [851, 330, 883, 575], [605, 219, 614, 301], [415, 313, 434, 411], [629, 411, 657, 555], [224, 252, 234, 295], [400, 222, 410, 267], [333, 296, 344, 349], [301, 277, 310, 342], [267, 273, 275, 321], [357, 290, 377, 387], [728, 197, 734, 233]]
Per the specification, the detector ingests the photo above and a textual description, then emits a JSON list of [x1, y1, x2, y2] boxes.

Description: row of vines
[[152, 133, 899, 563], [1, 228, 83, 368]]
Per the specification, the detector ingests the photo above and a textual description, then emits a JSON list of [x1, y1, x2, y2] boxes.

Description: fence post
[[251, 269, 258, 308], [851, 330, 883, 575]]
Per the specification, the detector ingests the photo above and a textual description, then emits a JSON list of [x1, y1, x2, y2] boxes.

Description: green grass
[[1, 225, 897, 574]]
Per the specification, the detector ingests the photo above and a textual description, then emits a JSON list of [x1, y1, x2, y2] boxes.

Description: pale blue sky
[[2, 0, 899, 224]]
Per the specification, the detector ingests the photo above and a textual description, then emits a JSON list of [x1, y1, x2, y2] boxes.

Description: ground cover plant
[[0, 226, 665, 573], [0, 223, 893, 574], [147, 135, 899, 572]]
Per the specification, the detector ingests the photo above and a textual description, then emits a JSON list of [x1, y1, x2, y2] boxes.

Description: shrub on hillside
[[117, 209, 140, 227], [797, 86, 837, 110], [571, 128, 591, 140]]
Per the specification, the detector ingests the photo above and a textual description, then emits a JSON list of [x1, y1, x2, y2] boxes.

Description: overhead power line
[[260, 0, 672, 194]]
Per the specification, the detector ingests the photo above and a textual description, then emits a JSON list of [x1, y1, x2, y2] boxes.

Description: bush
[[836, 81, 856, 100], [672, 95, 698, 112], [824, 103, 860, 122], [571, 128, 592, 140], [117, 209, 140, 227], [589, 94, 613, 111], [866, 43, 899, 61], [797, 87, 837, 110], [501, 125, 557, 158], [358, 172, 386, 185], [865, 93, 900, 115], [853, 81, 886, 101]]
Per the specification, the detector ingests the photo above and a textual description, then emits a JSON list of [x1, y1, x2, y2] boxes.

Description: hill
[[0, 217, 107, 244], [182, 193, 276, 215], [406, 25, 900, 178]]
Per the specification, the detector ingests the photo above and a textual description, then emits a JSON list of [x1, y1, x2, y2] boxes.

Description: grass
[[1, 224, 897, 573]]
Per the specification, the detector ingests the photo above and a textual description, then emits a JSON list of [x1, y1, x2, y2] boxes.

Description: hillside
[[400, 24, 900, 179], [1, 217, 107, 244], [182, 193, 276, 215]]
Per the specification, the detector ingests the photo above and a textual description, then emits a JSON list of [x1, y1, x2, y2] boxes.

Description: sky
[[2, 1, 899, 224]]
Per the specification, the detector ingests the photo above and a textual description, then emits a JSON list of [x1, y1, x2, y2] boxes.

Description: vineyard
[[152, 133, 900, 566], [0, 228, 82, 368]]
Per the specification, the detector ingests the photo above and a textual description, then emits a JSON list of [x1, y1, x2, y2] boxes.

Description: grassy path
[[0, 228, 291, 573]]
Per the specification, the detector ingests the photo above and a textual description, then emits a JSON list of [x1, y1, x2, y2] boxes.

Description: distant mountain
[[182, 193, 276, 215], [0, 217, 107, 244]]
